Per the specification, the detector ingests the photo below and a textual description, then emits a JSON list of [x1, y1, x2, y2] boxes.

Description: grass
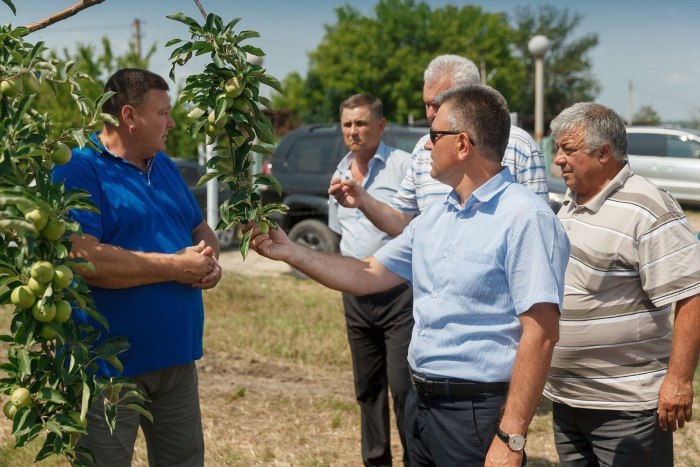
[[0, 270, 699, 465]]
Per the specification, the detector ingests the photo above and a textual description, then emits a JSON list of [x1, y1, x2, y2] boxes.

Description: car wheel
[[288, 219, 339, 279], [217, 227, 240, 250]]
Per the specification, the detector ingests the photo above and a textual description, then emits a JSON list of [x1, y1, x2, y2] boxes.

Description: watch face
[[508, 434, 526, 450]]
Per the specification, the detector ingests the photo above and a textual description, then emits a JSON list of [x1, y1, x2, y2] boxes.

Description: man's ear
[[598, 143, 612, 162], [456, 132, 471, 161], [121, 104, 136, 128]]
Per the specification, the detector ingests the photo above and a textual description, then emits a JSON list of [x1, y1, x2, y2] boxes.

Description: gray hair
[[424, 55, 481, 87], [550, 103, 628, 162], [435, 84, 511, 163]]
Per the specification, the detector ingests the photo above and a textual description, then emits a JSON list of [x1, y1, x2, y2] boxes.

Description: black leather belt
[[410, 370, 509, 398]]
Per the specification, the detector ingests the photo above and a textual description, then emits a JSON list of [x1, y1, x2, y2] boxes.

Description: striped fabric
[[391, 125, 549, 215], [544, 163, 700, 410]]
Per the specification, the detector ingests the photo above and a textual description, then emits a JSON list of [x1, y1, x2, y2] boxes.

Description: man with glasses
[[329, 54, 548, 237], [246, 84, 570, 465]]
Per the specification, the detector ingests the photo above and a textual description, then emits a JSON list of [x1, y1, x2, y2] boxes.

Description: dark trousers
[[343, 283, 414, 467], [552, 402, 673, 467], [404, 385, 517, 467]]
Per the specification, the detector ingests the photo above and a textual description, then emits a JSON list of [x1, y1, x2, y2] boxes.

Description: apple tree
[[166, 10, 287, 258], [0, 1, 149, 464]]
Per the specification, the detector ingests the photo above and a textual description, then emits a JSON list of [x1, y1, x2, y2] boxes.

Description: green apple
[[39, 324, 58, 340], [0, 79, 20, 98], [224, 76, 244, 98], [11, 285, 35, 309], [24, 208, 49, 231], [52, 265, 73, 289], [31, 261, 54, 284], [53, 300, 72, 323], [51, 143, 72, 165], [11, 387, 31, 408], [32, 301, 56, 323], [42, 217, 66, 241], [27, 277, 47, 297], [22, 73, 40, 94], [3, 401, 17, 419]]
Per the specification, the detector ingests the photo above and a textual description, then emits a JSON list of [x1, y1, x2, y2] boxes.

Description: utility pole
[[132, 18, 142, 60], [627, 80, 633, 126]]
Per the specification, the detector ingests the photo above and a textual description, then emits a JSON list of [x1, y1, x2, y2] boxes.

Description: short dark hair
[[339, 93, 384, 121], [435, 84, 511, 163], [102, 68, 169, 120]]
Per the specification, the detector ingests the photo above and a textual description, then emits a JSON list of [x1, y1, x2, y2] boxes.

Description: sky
[[5, 0, 700, 123]]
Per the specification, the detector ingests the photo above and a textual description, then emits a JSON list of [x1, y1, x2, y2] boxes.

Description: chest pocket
[[456, 250, 500, 298]]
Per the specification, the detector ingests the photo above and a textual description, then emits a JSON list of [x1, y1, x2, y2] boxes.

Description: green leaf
[[81, 380, 90, 421], [196, 170, 218, 188], [253, 174, 282, 195], [257, 74, 283, 94], [234, 30, 261, 44], [239, 229, 251, 260], [241, 45, 264, 57], [164, 38, 182, 47], [94, 337, 130, 359], [2, 0, 17, 15], [124, 402, 153, 423], [166, 12, 201, 30], [37, 388, 68, 404]]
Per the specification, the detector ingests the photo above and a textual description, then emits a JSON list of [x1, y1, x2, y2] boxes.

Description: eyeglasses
[[429, 129, 476, 146]]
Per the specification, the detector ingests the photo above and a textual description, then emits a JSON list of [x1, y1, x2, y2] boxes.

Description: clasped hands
[[174, 240, 222, 289]]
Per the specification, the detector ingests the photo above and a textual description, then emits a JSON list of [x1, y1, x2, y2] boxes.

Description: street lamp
[[528, 35, 550, 143]]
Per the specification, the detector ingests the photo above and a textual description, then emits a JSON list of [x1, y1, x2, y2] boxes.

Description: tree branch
[[25, 0, 107, 33], [193, 0, 207, 20]]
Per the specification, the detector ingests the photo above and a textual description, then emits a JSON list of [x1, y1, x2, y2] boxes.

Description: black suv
[[260, 124, 427, 256]]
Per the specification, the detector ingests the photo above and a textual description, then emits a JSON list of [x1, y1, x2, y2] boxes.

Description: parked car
[[259, 124, 426, 275], [626, 126, 700, 205], [173, 158, 239, 249]]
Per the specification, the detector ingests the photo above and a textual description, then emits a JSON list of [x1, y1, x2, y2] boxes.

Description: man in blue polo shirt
[[247, 84, 569, 465], [328, 93, 413, 466], [53, 68, 221, 466]]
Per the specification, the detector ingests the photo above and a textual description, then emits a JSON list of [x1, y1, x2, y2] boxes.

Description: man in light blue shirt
[[247, 84, 569, 466], [328, 94, 413, 467]]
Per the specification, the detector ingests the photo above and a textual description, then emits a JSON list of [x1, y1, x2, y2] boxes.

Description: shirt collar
[[90, 132, 156, 172], [563, 162, 633, 213], [339, 140, 389, 169], [447, 167, 513, 211]]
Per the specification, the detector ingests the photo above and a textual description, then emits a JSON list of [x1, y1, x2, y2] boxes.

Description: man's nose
[[553, 149, 566, 166], [424, 139, 433, 151]]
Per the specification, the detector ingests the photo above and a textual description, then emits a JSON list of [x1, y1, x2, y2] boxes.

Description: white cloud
[[666, 72, 694, 85]]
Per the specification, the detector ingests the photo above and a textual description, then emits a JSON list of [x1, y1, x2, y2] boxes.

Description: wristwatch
[[495, 426, 527, 451]]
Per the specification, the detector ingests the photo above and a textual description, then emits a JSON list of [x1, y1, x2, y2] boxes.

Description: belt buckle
[[412, 372, 437, 397]]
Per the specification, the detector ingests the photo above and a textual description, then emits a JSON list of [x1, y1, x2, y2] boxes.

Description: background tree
[[275, 0, 522, 124], [511, 4, 600, 130], [633, 104, 662, 125], [275, 1, 600, 130]]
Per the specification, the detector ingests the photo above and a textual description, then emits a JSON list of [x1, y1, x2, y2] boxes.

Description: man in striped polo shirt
[[544, 102, 700, 466], [329, 55, 548, 237]]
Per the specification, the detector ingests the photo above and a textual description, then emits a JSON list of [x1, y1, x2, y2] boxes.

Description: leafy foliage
[[167, 11, 287, 258], [274, 0, 600, 128], [0, 3, 148, 464]]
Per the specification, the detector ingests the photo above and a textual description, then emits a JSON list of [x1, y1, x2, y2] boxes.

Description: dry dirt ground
[[1, 212, 698, 466]]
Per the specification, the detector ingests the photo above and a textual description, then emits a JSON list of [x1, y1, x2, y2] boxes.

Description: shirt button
[[442, 251, 448, 258], [567, 224, 571, 230], [431, 291, 438, 298]]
